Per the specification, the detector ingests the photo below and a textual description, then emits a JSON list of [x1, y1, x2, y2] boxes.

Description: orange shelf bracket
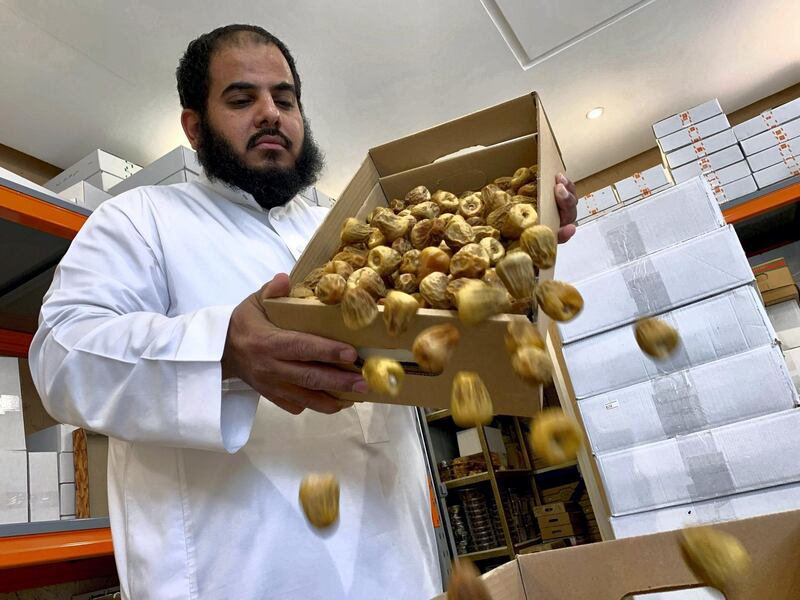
[[723, 181, 800, 224], [0, 185, 87, 239]]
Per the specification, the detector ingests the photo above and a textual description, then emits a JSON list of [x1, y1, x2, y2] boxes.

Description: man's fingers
[[271, 360, 368, 394], [259, 273, 292, 300], [558, 224, 577, 244], [263, 382, 347, 415], [270, 330, 358, 364]]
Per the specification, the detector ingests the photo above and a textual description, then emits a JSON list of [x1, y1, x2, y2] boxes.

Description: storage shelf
[[0, 526, 113, 569], [457, 546, 509, 561], [722, 176, 800, 225], [533, 460, 578, 475], [425, 409, 451, 423], [445, 472, 491, 489], [513, 538, 541, 551]]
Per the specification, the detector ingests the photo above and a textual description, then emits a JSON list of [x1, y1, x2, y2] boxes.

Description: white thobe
[[29, 174, 442, 600]]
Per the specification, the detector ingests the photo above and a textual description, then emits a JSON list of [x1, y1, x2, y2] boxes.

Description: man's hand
[[554, 173, 578, 243], [222, 273, 366, 415]]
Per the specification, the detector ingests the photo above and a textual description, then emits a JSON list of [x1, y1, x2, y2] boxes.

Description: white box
[[767, 299, 800, 333], [753, 158, 800, 188], [28, 452, 59, 522], [613, 165, 672, 202], [665, 128, 738, 170], [621, 183, 673, 206], [457, 426, 507, 459], [598, 409, 800, 516], [746, 135, 800, 172], [59, 482, 75, 516], [0, 396, 25, 452], [26, 424, 77, 452], [740, 117, 800, 155], [60, 514, 76, 520], [0, 356, 21, 397], [110, 146, 201, 195], [58, 181, 112, 211], [658, 114, 730, 153], [558, 226, 753, 344], [58, 451, 74, 484], [786, 348, 800, 392], [85, 171, 123, 192], [653, 99, 723, 139], [576, 185, 617, 222], [710, 174, 757, 205], [671, 145, 744, 184], [610, 481, 800, 539], [580, 345, 797, 454], [557, 178, 723, 284], [157, 170, 200, 186], [564, 286, 776, 399], [701, 160, 752, 188], [45, 149, 141, 193], [733, 97, 800, 141], [0, 450, 28, 524]]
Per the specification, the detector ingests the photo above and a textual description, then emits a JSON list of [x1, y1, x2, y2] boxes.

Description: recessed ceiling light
[[586, 107, 604, 120]]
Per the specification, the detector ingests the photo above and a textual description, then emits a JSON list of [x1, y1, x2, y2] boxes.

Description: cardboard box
[[540, 521, 584, 540], [110, 146, 201, 195], [733, 96, 800, 141], [157, 169, 201, 186], [58, 451, 74, 484], [598, 409, 800, 516], [786, 347, 800, 392], [28, 451, 59, 522], [767, 299, 800, 335], [620, 183, 673, 207], [752, 155, 800, 188], [45, 149, 141, 193], [556, 178, 723, 284], [58, 180, 112, 211], [59, 482, 75, 516], [670, 144, 744, 184], [665, 128, 738, 169], [0, 357, 26, 450], [753, 259, 800, 306], [711, 174, 757, 205], [613, 165, 672, 202], [746, 135, 800, 172], [0, 450, 28, 524], [564, 286, 777, 399], [701, 159, 752, 188], [579, 345, 797, 454], [261, 93, 562, 416], [558, 226, 753, 344], [740, 116, 800, 155], [537, 511, 584, 528], [658, 113, 730, 153], [26, 423, 77, 452], [653, 99, 723, 139], [532, 502, 577, 518], [576, 185, 617, 222], [456, 426, 506, 459]]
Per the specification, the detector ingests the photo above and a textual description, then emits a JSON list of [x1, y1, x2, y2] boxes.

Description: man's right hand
[[222, 273, 367, 415]]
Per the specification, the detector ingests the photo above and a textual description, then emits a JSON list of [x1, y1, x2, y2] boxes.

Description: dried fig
[[366, 246, 402, 277], [362, 357, 405, 396], [530, 408, 581, 466], [635, 317, 680, 359], [405, 185, 431, 205], [299, 473, 339, 529], [535, 280, 583, 322], [315, 273, 347, 305], [348, 267, 386, 299], [479, 237, 505, 266], [341, 287, 378, 330], [382, 290, 419, 336], [496, 252, 535, 300], [417, 247, 451, 280], [520, 225, 557, 269], [412, 323, 460, 373], [450, 243, 490, 279], [451, 371, 493, 427], [419, 272, 451, 308]]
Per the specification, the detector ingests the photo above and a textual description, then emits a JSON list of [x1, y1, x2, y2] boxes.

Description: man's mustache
[[247, 128, 293, 151]]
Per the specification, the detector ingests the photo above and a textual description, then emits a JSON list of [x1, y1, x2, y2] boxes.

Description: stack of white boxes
[[26, 424, 77, 520], [110, 146, 202, 194], [767, 293, 800, 392], [655, 99, 756, 205], [736, 97, 800, 189], [575, 186, 619, 225], [613, 164, 673, 207], [556, 177, 800, 542], [45, 149, 141, 196], [0, 357, 28, 525]]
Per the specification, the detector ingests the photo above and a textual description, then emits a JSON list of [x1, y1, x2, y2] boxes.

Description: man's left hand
[[554, 173, 578, 243]]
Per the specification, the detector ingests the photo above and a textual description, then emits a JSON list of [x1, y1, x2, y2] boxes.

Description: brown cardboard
[[536, 511, 584, 528], [753, 259, 800, 306], [18, 358, 58, 436], [540, 521, 585, 540], [262, 93, 564, 416], [532, 501, 577, 518]]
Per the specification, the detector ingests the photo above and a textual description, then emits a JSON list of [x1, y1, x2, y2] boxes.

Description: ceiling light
[[586, 107, 604, 120]]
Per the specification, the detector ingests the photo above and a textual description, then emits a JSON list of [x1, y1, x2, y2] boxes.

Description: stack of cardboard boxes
[[533, 502, 585, 542], [556, 176, 800, 540], [45, 149, 141, 210], [0, 357, 28, 525], [110, 146, 202, 194], [26, 423, 78, 520], [736, 97, 800, 189]]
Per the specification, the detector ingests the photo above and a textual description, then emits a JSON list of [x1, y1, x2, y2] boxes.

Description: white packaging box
[[58, 180, 112, 211], [621, 183, 673, 206], [710, 175, 757, 205], [0, 367, 26, 451], [457, 426, 506, 459], [701, 160, 752, 188], [576, 185, 617, 222], [653, 99, 723, 139], [60, 515, 76, 520], [26, 424, 77, 453], [110, 146, 201, 195], [0, 450, 28, 524], [598, 409, 800, 516], [58, 451, 74, 484], [665, 128, 738, 170], [746, 135, 800, 172], [157, 170, 200, 186], [45, 149, 141, 193], [564, 286, 775, 399], [557, 178, 723, 284], [580, 345, 797, 454], [558, 226, 753, 344], [767, 299, 800, 349], [28, 452, 59, 522], [671, 144, 744, 184], [733, 97, 800, 141], [610, 481, 800, 539], [613, 165, 672, 202], [658, 114, 730, 153], [59, 482, 75, 516], [753, 158, 800, 189], [786, 348, 800, 392], [740, 117, 800, 155]]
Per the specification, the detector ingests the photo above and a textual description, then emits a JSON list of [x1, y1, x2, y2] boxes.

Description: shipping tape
[[688, 125, 702, 144], [779, 143, 800, 175], [632, 172, 651, 196], [677, 433, 736, 501], [622, 258, 672, 316], [651, 370, 707, 438], [771, 126, 788, 144], [691, 139, 708, 159], [679, 111, 692, 128], [692, 495, 738, 525], [759, 109, 777, 129], [599, 212, 646, 266]]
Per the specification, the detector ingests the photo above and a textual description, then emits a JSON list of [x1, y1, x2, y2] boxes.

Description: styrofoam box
[[671, 144, 744, 184], [111, 146, 200, 195], [599, 409, 800, 516], [665, 128, 738, 170], [0, 450, 28, 524], [658, 113, 730, 153], [564, 286, 775, 399], [576, 185, 617, 222], [580, 345, 797, 454], [59, 482, 75, 516], [26, 424, 77, 453], [741, 117, 800, 155], [711, 175, 757, 205], [558, 226, 753, 344], [733, 97, 800, 141], [457, 426, 506, 459], [753, 159, 800, 189], [58, 180, 111, 211], [29, 452, 59, 522], [58, 451, 74, 484], [610, 481, 800, 539], [653, 99, 723, 139], [746, 135, 800, 172], [613, 165, 672, 202], [45, 149, 141, 193], [621, 183, 673, 206], [557, 178, 723, 285]]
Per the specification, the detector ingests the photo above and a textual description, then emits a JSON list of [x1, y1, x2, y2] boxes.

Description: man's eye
[[229, 98, 252, 107], [275, 99, 294, 109]]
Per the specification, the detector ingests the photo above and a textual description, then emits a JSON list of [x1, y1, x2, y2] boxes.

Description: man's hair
[[176, 24, 302, 116]]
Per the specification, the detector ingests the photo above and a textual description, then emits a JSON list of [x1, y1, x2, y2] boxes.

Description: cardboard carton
[[740, 116, 800, 155], [752, 155, 800, 188], [733, 96, 800, 141], [59, 482, 75, 516], [45, 149, 141, 193], [110, 146, 201, 195], [533, 502, 577, 518], [456, 426, 506, 459], [753, 258, 800, 306], [261, 94, 562, 416], [536, 511, 584, 529], [28, 451, 59, 522], [671, 144, 744, 184], [26, 423, 77, 452], [658, 114, 730, 153], [0, 450, 28, 524], [653, 99, 723, 139], [711, 174, 757, 205], [664, 128, 737, 169], [613, 165, 672, 202], [701, 160, 752, 188], [746, 135, 799, 172], [620, 183, 673, 207], [58, 451, 74, 484], [0, 357, 26, 450], [58, 180, 112, 211], [576, 185, 617, 222], [786, 347, 800, 392]]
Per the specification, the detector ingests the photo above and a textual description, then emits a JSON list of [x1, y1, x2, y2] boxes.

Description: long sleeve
[[29, 193, 259, 452]]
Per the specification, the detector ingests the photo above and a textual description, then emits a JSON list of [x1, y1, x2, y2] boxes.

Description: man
[[30, 24, 578, 599]]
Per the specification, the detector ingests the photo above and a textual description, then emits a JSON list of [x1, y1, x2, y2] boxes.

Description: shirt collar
[[197, 170, 266, 212]]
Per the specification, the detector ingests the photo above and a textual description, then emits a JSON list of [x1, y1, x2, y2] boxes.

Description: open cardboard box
[[262, 93, 563, 416], [432, 508, 800, 599]]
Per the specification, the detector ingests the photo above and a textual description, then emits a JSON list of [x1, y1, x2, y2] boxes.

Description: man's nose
[[255, 95, 280, 129]]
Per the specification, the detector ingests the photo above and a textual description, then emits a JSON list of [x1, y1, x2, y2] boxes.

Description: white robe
[[29, 174, 442, 600]]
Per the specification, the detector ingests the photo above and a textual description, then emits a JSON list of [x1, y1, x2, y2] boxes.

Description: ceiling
[[0, 0, 798, 198]]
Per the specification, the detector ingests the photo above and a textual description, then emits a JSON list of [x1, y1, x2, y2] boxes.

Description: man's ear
[[181, 109, 201, 150]]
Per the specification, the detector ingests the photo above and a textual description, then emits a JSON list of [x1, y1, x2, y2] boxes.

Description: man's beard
[[196, 115, 324, 210]]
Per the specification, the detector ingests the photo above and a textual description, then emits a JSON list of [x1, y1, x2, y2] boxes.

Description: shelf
[[425, 409, 451, 423], [495, 468, 533, 478], [533, 460, 578, 475], [0, 525, 113, 569], [445, 472, 491, 489], [722, 176, 800, 225], [513, 538, 541, 551], [457, 546, 509, 561]]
